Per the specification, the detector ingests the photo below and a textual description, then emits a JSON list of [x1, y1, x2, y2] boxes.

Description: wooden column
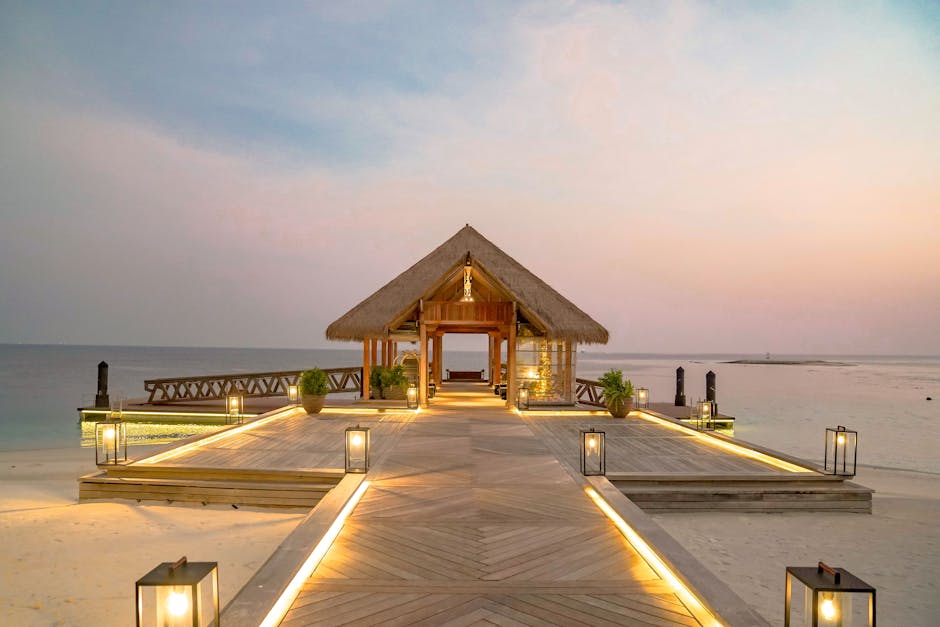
[[371, 339, 378, 369], [419, 322, 429, 407], [392, 341, 398, 364], [362, 340, 371, 400], [487, 334, 494, 384], [564, 341, 574, 403], [506, 320, 517, 408], [433, 333, 443, 385], [493, 333, 502, 386]]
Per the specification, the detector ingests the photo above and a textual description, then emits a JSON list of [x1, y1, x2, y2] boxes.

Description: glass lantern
[[406, 383, 418, 409], [580, 428, 606, 476], [345, 425, 370, 473], [696, 400, 715, 431], [136, 557, 219, 627], [226, 395, 243, 424], [287, 384, 299, 404], [824, 426, 858, 476], [635, 387, 649, 409], [517, 385, 530, 410], [95, 418, 128, 465], [785, 562, 875, 626]]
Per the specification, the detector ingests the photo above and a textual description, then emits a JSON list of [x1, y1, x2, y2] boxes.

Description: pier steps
[[78, 466, 340, 508], [610, 474, 872, 513]]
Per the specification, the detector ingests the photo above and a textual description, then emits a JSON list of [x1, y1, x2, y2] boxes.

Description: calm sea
[[0, 345, 937, 473]]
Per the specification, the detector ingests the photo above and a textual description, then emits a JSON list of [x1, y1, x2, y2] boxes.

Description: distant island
[[724, 359, 855, 366]]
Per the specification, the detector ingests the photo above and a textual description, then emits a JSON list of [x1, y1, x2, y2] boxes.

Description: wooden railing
[[144, 367, 362, 404], [423, 301, 514, 324], [575, 378, 606, 407]]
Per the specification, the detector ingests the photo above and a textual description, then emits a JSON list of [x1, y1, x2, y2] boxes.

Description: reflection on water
[[80, 421, 221, 447]]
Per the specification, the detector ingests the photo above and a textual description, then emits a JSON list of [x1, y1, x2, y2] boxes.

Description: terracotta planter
[[301, 395, 326, 415], [606, 397, 634, 418]]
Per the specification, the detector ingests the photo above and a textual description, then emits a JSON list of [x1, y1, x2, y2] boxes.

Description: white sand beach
[[0, 447, 305, 627], [654, 467, 940, 626], [3, 445, 939, 626]]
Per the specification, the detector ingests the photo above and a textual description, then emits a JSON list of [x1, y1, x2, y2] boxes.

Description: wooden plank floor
[[282, 385, 701, 626], [135, 411, 413, 472], [523, 414, 789, 475]]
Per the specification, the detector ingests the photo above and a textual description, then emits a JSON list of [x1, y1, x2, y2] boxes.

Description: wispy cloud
[[1, 1, 938, 352]]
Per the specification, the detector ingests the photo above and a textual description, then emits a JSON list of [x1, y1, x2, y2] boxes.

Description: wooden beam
[[565, 341, 574, 402], [362, 340, 371, 400], [419, 322, 428, 408]]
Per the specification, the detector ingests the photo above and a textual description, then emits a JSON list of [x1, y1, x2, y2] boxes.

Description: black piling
[[706, 370, 716, 403], [674, 366, 686, 406], [95, 361, 110, 409]]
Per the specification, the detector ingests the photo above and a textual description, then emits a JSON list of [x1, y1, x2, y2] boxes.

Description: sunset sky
[[1, 1, 938, 354]]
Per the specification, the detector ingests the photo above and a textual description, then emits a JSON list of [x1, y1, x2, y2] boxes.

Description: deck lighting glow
[[345, 425, 370, 473], [259, 480, 370, 627], [824, 426, 857, 476], [580, 428, 605, 476], [585, 487, 721, 626], [634, 411, 810, 472], [785, 561, 875, 626], [136, 557, 218, 627], [95, 417, 127, 465], [137, 406, 302, 465], [635, 387, 649, 409], [288, 384, 299, 404]]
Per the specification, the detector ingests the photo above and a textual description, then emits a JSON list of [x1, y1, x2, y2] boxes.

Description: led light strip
[[259, 480, 370, 627], [135, 406, 303, 464], [585, 487, 723, 627], [80, 409, 257, 419], [635, 411, 810, 472]]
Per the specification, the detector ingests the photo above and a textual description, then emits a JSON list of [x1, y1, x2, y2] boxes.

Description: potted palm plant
[[300, 368, 329, 414], [380, 365, 409, 400], [599, 369, 634, 418]]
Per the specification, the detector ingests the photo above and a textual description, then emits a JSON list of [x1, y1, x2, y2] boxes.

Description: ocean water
[[0, 345, 937, 473]]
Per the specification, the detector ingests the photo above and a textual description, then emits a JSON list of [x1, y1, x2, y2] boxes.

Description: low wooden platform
[[521, 407, 872, 513], [78, 406, 413, 508]]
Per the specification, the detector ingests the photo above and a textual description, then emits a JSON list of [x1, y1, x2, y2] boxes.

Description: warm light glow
[[351, 433, 362, 446], [259, 480, 370, 627], [837, 434, 845, 445], [585, 487, 722, 627], [820, 596, 837, 620], [634, 411, 811, 472], [588, 435, 597, 449], [166, 590, 189, 617], [526, 368, 537, 379], [638, 389, 648, 402], [103, 427, 115, 440], [137, 406, 303, 464], [229, 397, 239, 411], [288, 385, 299, 402]]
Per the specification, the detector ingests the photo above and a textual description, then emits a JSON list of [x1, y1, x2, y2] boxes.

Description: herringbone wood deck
[[282, 384, 700, 626]]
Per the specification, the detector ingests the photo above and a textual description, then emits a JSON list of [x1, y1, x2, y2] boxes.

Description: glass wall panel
[[515, 334, 574, 403]]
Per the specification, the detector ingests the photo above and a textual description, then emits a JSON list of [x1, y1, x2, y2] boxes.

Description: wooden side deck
[[78, 407, 413, 508]]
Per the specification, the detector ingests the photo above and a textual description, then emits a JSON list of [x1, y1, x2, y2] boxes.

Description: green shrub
[[382, 364, 408, 392], [370, 365, 387, 395], [598, 369, 633, 403], [300, 368, 329, 397]]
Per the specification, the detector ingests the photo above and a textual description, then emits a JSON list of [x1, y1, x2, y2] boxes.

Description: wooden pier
[[79, 382, 872, 625]]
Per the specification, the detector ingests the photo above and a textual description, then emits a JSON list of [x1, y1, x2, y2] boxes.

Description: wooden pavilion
[[326, 225, 609, 407]]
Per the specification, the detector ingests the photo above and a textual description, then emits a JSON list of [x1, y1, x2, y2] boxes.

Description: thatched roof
[[326, 225, 609, 344]]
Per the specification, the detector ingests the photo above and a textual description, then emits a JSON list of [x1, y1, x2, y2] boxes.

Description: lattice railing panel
[[144, 367, 362, 404], [575, 378, 606, 408]]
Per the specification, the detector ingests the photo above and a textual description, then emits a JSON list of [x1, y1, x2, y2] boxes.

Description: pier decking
[[280, 388, 706, 626], [79, 382, 873, 625]]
